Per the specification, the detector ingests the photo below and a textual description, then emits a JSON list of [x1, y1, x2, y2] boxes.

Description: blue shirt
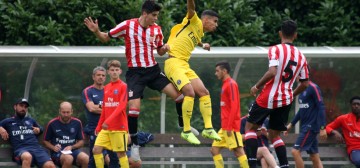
[[44, 117, 84, 153], [0, 116, 43, 151], [291, 81, 326, 132], [81, 85, 103, 132]]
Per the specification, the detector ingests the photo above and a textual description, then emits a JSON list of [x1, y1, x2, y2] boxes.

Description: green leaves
[[1, 0, 359, 46]]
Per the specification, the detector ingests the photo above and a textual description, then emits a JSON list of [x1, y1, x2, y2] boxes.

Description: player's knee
[[92, 146, 102, 155], [61, 154, 74, 165], [198, 88, 210, 97], [43, 161, 56, 168], [181, 85, 195, 97], [20, 152, 32, 162], [77, 152, 89, 165], [210, 147, 220, 156], [291, 148, 300, 156]]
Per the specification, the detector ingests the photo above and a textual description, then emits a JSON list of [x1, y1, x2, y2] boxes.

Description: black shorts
[[247, 102, 292, 131], [126, 64, 170, 100]]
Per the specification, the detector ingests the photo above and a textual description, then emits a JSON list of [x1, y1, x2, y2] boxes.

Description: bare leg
[[310, 153, 323, 168]]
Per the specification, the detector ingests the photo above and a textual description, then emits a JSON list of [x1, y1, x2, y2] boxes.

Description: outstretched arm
[[84, 17, 110, 43], [187, 0, 195, 19]]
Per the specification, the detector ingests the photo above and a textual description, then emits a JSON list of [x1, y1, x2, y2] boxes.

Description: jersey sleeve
[[155, 27, 164, 49], [109, 20, 127, 38], [298, 57, 309, 81], [314, 85, 326, 129], [325, 115, 344, 134], [268, 46, 280, 67], [291, 110, 300, 126], [43, 121, 53, 141], [81, 88, 90, 105], [76, 120, 84, 140], [32, 118, 43, 134], [0, 118, 8, 127], [240, 117, 246, 134]]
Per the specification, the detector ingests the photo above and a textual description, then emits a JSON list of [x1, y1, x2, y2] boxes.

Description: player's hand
[[332, 130, 345, 143], [250, 85, 259, 97], [260, 127, 267, 136], [53, 144, 61, 152], [0, 127, 9, 140], [63, 145, 72, 151], [319, 129, 327, 141], [102, 123, 108, 130], [161, 44, 170, 53], [84, 17, 100, 33], [202, 43, 211, 51], [32, 127, 40, 134]]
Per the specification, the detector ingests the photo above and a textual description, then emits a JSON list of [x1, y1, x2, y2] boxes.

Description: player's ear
[[278, 31, 282, 39]]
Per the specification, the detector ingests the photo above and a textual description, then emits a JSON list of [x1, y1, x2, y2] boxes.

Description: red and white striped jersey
[[256, 43, 309, 109], [109, 18, 164, 68]]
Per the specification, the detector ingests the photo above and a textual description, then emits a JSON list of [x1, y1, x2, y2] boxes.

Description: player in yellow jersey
[[164, 0, 220, 145]]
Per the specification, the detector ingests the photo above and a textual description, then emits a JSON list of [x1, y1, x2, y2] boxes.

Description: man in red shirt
[[322, 96, 360, 167], [92, 60, 129, 168], [211, 61, 248, 168], [244, 20, 309, 168]]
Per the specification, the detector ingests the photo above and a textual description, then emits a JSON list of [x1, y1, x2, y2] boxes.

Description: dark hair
[[215, 61, 231, 73], [281, 20, 297, 38], [142, 0, 162, 14], [350, 96, 360, 104], [201, 10, 219, 18]]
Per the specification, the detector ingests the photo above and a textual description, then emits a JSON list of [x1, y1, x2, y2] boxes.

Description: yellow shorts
[[94, 130, 128, 152], [164, 58, 199, 91], [212, 129, 244, 149]]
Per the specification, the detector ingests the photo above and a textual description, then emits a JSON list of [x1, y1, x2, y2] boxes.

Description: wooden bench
[[0, 134, 353, 167], [139, 133, 352, 167]]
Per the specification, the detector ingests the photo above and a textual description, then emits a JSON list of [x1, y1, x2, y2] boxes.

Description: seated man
[[321, 96, 360, 167], [43, 101, 89, 168], [241, 114, 279, 168], [0, 98, 56, 168]]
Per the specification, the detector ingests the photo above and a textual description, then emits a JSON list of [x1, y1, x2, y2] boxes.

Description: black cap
[[15, 98, 30, 107]]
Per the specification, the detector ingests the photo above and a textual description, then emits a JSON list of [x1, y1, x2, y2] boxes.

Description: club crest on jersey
[[302, 91, 307, 96], [70, 128, 75, 133], [177, 80, 181, 85], [25, 121, 30, 125], [114, 89, 118, 95]]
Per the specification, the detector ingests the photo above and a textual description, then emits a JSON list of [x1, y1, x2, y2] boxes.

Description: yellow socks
[[119, 156, 129, 168], [238, 154, 249, 168], [199, 95, 213, 128], [94, 154, 104, 168], [182, 96, 194, 132], [213, 154, 224, 168]]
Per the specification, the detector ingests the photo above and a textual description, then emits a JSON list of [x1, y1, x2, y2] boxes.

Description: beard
[[15, 111, 26, 118]]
